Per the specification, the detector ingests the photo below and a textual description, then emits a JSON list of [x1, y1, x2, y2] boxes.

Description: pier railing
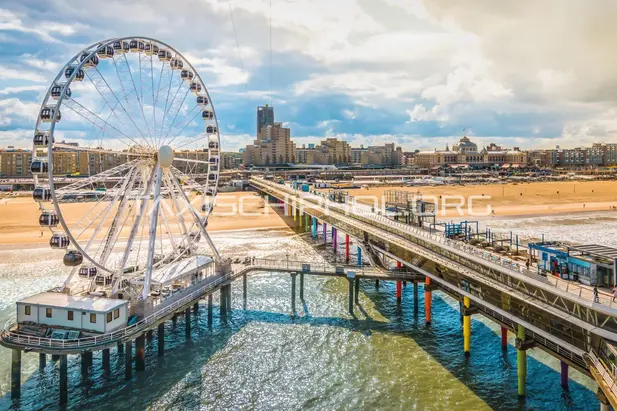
[[245, 258, 416, 278], [587, 350, 617, 400], [253, 179, 617, 308], [0, 272, 233, 351]]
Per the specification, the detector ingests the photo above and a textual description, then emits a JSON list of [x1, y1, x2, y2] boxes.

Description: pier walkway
[[250, 177, 617, 409]]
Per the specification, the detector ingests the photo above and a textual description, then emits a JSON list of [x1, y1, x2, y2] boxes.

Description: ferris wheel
[[31, 37, 221, 299]]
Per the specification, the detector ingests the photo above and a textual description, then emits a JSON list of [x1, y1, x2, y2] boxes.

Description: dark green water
[[0, 230, 598, 410]]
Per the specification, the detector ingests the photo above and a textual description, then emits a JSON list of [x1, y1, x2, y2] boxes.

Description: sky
[[0, 0, 616, 152]]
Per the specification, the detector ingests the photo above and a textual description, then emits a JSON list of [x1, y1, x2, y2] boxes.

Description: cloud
[[0, 98, 40, 126], [406, 104, 449, 123], [0, 64, 47, 82], [0, 8, 78, 43]]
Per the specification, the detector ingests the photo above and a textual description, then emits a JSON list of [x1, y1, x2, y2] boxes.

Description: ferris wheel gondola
[[31, 36, 222, 299]]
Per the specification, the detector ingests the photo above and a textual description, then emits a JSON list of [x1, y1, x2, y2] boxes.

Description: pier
[[250, 177, 617, 409]]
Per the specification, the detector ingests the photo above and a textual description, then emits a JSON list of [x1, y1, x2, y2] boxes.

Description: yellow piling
[[463, 296, 471, 356]]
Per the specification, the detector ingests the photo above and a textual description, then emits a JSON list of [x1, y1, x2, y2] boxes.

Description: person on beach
[[612, 287, 617, 302], [594, 285, 600, 303], [525, 260, 530, 271]]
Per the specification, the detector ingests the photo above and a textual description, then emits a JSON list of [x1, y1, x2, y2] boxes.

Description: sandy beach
[[0, 192, 291, 250], [343, 180, 617, 219], [1, 180, 616, 249]]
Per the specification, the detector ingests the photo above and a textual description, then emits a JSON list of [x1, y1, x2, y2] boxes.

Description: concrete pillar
[[193, 302, 199, 314], [293, 206, 296, 221], [102, 348, 110, 370], [208, 293, 213, 326], [220, 286, 227, 319], [396, 261, 402, 301], [305, 214, 310, 232], [226, 284, 232, 312], [413, 281, 419, 317], [333, 228, 338, 251], [172, 314, 177, 327], [11, 349, 21, 399], [345, 234, 350, 262], [243, 274, 248, 307], [146, 329, 154, 341], [600, 402, 610, 411], [517, 324, 527, 396], [299, 272, 304, 300], [291, 273, 297, 313], [125, 340, 132, 380], [59, 354, 68, 404], [39, 353, 46, 372], [560, 361, 569, 390], [354, 277, 360, 304], [185, 307, 191, 338], [323, 222, 327, 243], [375, 279, 379, 288], [81, 351, 92, 375], [425, 277, 432, 325], [463, 296, 471, 357], [117, 343, 124, 354], [312, 217, 317, 239], [52, 354, 60, 361], [501, 326, 508, 350], [135, 335, 145, 372], [158, 323, 165, 356], [357, 246, 362, 267], [348, 278, 354, 314]]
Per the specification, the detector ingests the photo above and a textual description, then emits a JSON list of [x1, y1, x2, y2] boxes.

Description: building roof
[[150, 255, 214, 285], [568, 244, 617, 260], [18, 292, 128, 312]]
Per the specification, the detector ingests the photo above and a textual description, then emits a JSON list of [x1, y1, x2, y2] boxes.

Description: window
[[46, 308, 52, 318], [106, 312, 112, 323], [25, 305, 31, 316], [90, 313, 96, 323], [113, 308, 119, 319], [68, 311, 74, 321]]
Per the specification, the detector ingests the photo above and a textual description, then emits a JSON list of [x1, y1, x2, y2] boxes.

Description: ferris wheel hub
[[158, 145, 174, 168]]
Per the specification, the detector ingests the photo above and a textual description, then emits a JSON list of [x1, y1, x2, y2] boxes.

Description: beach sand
[[2, 180, 616, 249], [342, 180, 617, 219], [0, 192, 291, 249]]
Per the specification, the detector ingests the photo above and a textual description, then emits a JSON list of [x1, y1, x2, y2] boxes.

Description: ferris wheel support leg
[[143, 165, 163, 300], [169, 172, 221, 261]]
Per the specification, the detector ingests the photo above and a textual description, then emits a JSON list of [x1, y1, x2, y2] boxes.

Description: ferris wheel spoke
[[168, 170, 220, 261], [159, 80, 189, 143], [83, 68, 150, 147], [123, 53, 155, 147], [54, 143, 151, 158], [56, 160, 140, 199], [62, 168, 137, 288], [110, 166, 156, 294], [161, 88, 191, 140], [70, 168, 137, 240], [156, 66, 179, 144], [163, 104, 202, 147], [110, 54, 150, 148], [97, 166, 142, 266], [163, 172, 191, 248], [62, 98, 142, 148]]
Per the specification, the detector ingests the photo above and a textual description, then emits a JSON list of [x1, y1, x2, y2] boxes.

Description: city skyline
[[0, 1, 616, 153]]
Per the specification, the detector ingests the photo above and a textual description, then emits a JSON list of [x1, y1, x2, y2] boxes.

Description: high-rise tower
[[256, 104, 274, 136]]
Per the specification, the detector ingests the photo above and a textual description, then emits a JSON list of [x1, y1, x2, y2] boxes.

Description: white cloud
[[0, 85, 46, 95], [0, 65, 47, 82], [0, 8, 78, 43], [0, 98, 40, 125], [406, 104, 449, 123]]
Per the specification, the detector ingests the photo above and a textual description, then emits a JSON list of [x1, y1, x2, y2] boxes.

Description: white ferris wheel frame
[[33, 36, 222, 279]]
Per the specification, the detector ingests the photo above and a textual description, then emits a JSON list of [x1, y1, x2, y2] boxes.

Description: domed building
[[452, 136, 478, 154]]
